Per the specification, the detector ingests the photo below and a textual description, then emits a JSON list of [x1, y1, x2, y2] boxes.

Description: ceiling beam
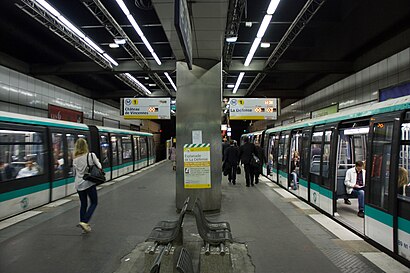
[[227, 60, 353, 74], [30, 60, 176, 75]]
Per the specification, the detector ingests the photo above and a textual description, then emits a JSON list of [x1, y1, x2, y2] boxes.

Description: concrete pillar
[[175, 60, 222, 211]]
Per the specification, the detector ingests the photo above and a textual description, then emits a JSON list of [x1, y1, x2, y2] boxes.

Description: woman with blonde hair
[[398, 166, 409, 196], [73, 138, 102, 233]]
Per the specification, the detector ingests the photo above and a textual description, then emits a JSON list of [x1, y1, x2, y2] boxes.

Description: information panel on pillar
[[121, 98, 171, 119], [229, 98, 278, 120]]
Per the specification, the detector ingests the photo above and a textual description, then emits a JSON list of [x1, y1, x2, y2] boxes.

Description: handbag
[[83, 153, 106, 185], [236, 165, 241, 174]]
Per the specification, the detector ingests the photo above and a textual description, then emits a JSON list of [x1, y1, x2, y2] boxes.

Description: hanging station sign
[[121, 98, 171, 119], [229, 98, 278, 120]]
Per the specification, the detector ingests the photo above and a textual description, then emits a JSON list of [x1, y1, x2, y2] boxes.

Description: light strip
[[116, 0, 161, 65], [164, 72, 177, 91], [34, 0, 118, 67], [244, 38, 261, 66], [257, 15, 272, 38], [267, 0, 281, 15], [125, 73, 151, 94], [233, 72, 245, 94]]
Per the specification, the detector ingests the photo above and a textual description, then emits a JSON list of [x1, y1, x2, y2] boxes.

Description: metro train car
[[239, 130, 264, 146], [0, 111, 155, 220], [245, 95, 410, 263]]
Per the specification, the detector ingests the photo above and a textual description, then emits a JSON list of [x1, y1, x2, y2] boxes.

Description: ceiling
[[0, 0, 410, 108]]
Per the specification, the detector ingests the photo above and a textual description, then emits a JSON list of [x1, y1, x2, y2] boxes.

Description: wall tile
[[387, 54, 398, 76], [0, 66, 9, 85], [397, 48, 410, 71], [9, 70, 19, 88]]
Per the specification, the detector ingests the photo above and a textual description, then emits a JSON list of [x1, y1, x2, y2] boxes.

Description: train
[[0, 111, 155, 220], [241, 95, 410, 264]]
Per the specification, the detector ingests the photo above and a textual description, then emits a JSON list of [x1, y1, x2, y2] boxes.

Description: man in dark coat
[[224, 140, 240, 185], [222, 137, 229, 161], [239, 137, 256, 187]]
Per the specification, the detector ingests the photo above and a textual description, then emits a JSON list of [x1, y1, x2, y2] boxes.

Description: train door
[[121, 135, 133, 175], [266, 133, 279, 182], [299, 128, 312, 201], [148, 137, 155, 165], [309, 125, 336, 214], [99, 133, 111, 180], [50, 130, 87, 200], [277, 131, 290, 188], [288, 130, 302, 195], [133, 136, 141, 170], [139, 136, 149, 167], [110, 134, 120, 179], [366, 113, 401, 252], [396, 114, 410, 261], [334, 120, 369, 230]]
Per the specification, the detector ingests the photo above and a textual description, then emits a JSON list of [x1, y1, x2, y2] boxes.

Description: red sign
[[48, 104, 83, 123]]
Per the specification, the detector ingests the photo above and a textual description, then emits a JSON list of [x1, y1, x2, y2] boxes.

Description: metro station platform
[[0, 161, 408, 273]]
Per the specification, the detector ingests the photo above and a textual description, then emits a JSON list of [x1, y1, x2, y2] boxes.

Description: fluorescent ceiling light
[[84, 37, 104, 54], [144, 76, 149, 80], [227, 84, 235, 88], [103, 53, 118, 66], [257, 15, 272, 38], [117, 2, 161, 65], [244, 37, 261, 66], [267, 0, 281, 15], [58, 16, 85, 39], [245, 22, 252, 27], [115, 0, 130, 15], [109, 43, 120, 48], [125, 73, 151, 94], [226, 36, 238, 43], [233, 72, 245, 94], [148, 83, 156, 87], [36, 0, 60, 17], [114, 38, 126, 45], [164, 72, 177, 91], [261, 42, 270, 48]]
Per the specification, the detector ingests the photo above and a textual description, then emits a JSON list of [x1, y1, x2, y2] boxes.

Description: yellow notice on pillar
[[183, 143, 211, 189]]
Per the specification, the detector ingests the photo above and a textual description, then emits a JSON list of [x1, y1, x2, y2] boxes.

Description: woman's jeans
[[78, 185, 98, 223]]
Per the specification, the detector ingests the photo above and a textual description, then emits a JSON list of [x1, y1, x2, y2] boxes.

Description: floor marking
[[260, 176, 270, 182], [309, 214, 362, 241], [101, 181, 115, 186], [291, 200, 314, 210], [273, 188, 297, 199], [361, 252, 410, 273], [265, 182, 276, 188], [0, 211, 43, 230], [128, 172, 138, 176], [114, 175, 130, 181], [43, 199, 71, 207]]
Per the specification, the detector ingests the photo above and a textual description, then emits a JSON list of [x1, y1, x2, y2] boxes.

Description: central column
[[175, 60, 222, 211]]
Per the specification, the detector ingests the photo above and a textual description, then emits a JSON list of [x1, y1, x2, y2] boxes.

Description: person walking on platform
[[224, 140, 240, 185], [222, 137, 229, 161], [253, 141, 264, 184], [73, 138, 102, 233], [239, 137, 257, 187], [344, 161, 366, 218], [170, 143, 176, 171]]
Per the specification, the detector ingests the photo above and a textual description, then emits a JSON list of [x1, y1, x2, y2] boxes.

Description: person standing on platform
[[222, 137, 229, 162], [73, 138, 102, 233], [224, 140, 240, 185], [344, 161, 366, 218], [170, 143, 176, 171], [239, 137, 257, 187], [253, 141, 264, 184]]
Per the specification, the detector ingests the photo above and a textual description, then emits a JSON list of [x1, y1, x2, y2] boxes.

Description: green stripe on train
[[278, 170, 288, 178], [299, 178, 308, 187], [309, 182, 332, 198], [365, 205, 393, 227], [0, 183, 50, 202], [0, 116, 88, 130], [398, 217, 410, 234]]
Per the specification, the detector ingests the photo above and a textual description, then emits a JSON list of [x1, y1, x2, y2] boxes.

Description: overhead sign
[[122, 98, 170, 119], [183, 144, 211, 189], [229, 98, 278, 120], [174, 0, 192, 70]]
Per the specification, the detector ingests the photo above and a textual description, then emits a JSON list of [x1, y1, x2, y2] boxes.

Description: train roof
[[265, 95, 410, 134], [96, 126, 153, 136], [0, 110, 89, 130], [241, 130, 264, 138]]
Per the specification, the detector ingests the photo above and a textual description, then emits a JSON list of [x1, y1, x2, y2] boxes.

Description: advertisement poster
[[183, 143, 211, 189]]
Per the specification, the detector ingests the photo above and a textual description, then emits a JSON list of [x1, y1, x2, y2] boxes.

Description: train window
[[312, 131, 323, 142], [133, 136, 140, 161], [353, 135, 367, 162], [122, 136, 132, 160], [100, 134, 110, 169], [322, 144, 330, 178], [368, 122, 393, 210], [301, 131, 311, 179], [111, 136, 118, 166], [310, 143, 322, 175], [0, 129, 45, 181], [66, 134, 76, 177], [324, 130, 332, 142], [52, 133, 65, 180], [117, 137, 123, 165], [140, 137, 147, 158]]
